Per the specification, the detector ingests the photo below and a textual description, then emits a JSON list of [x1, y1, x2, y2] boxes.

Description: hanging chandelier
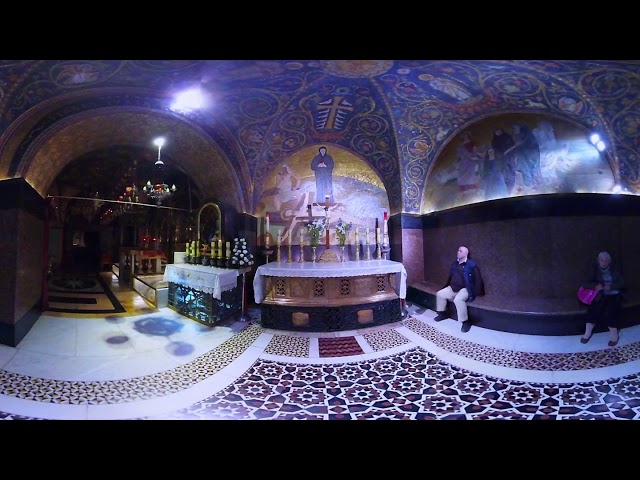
[[143, 137, 176, 205]]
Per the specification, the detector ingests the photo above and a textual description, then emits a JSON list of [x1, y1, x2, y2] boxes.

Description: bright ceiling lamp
[[143, 137, 176, 205]]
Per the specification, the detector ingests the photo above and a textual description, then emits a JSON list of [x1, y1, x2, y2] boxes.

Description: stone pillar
[[0, 179, 46, 346]]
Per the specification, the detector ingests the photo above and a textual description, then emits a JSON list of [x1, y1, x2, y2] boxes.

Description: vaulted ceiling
[[1, 60, 638, 215]]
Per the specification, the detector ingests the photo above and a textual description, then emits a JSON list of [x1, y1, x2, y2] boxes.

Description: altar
[[163, 263, 245, 326], [118, 248, 166, 284], [254, 259, 407, 331]]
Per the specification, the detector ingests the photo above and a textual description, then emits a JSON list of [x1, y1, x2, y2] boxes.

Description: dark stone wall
[[404, 193, 640, 302], [0, 178, 46, 346]]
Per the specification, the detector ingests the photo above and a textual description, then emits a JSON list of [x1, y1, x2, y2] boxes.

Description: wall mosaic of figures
[[255, 144, 389, 244], [425, 113, 615, 212], [1, 60, 638, 217]]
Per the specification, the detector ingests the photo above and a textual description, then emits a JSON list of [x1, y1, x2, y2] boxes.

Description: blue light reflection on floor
[[166, 341, 195, 356], [134, 316, 184, 336]]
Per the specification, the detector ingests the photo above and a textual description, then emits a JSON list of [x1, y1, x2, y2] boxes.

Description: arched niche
[[196, 202, 222, 243], [423, 113, 616, 213]]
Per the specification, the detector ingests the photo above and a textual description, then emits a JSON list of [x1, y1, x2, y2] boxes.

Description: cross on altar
[[313, 198, 336, 249]]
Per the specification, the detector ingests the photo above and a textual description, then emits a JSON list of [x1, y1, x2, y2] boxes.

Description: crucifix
[[303, 196, 339, 262], [315, 194, 336, 250]]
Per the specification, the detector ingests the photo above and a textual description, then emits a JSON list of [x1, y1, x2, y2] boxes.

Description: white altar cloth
[[253, 259, 407, 303], [163, 264, 239, 300]]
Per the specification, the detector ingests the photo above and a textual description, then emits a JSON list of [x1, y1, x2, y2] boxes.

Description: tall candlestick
[[277, 229, 281, 247]]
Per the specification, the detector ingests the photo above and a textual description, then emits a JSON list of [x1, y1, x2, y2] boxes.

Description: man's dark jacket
[[444, 258, 485, 302]]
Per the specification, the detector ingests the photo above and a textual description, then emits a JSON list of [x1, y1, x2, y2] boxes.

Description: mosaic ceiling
[[0, 60, 638, 214]]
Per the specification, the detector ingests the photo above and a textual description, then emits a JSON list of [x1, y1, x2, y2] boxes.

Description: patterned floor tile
[[4, 304, 640, 420], [318, 337, 363, 357], [265, 335, 310, 357], [363, 328, 411, 352]]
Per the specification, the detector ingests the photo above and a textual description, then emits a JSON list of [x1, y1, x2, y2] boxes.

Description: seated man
[[433, 245, 484, 332]]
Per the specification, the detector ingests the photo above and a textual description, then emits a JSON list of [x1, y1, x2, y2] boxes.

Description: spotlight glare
[[171, 88, 205, 112], [590, 133, 600, 145]]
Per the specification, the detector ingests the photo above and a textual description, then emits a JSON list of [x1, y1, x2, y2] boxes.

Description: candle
[[218, 239, 222, 255], [277, 229, 281, 247], [299, 229, 304, 246], [287, 231, 292, 246], [265, 212, 270, 233], [226, 241, 231, 259], [384, 211, 388, 221], [376, 227, 380, 244], [355, 228, 359, 244], [211, 241, 215, 254], [365, 227, 370, 244]]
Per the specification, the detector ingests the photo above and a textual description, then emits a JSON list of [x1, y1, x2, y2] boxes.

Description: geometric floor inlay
[[4, 306, 640, 420], [0, 323, 262, 406], [403, 316, 640, 371], [144, 348, 640, 420]]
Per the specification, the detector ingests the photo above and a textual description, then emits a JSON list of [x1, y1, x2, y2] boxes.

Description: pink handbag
[[578, 286, 599, 305]]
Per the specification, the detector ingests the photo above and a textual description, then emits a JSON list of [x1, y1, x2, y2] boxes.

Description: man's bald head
[[457, 246, 469, 262]]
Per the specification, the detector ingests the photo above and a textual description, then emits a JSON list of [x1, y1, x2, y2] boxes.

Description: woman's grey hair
[[598, 251, 611, 262]]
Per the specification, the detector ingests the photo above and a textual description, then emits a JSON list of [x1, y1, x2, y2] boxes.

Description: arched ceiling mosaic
[[1, 59, 639, 215]]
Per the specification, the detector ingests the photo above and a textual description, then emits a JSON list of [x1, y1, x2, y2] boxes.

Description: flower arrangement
[[335, 218, 352, 246], [231, 237, 255, 267], [306, 218, 327, 247]]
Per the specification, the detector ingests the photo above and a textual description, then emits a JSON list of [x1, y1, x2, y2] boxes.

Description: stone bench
[[408, 280, 640, 336]]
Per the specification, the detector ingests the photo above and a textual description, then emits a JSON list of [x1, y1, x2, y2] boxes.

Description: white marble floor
[[1, 282, 640, 420]]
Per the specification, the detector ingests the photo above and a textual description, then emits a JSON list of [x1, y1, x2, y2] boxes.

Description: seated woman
[[580, 251, 625, 347]]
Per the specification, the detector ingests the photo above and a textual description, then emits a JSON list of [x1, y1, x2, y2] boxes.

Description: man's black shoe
[[433, 312, 447, 322], [461, 321, 471, 333]]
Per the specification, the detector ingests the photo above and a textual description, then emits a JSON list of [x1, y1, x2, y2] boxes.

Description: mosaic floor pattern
[[1, 279, 640, 420], [46, 274, 125, 314]]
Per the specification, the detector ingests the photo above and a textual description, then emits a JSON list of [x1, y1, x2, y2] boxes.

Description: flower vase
[[311, 246, 317, 263], [340, 245, 346, 262]]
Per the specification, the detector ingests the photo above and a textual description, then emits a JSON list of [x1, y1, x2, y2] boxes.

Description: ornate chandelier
[[143, 137, 176, 205]]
